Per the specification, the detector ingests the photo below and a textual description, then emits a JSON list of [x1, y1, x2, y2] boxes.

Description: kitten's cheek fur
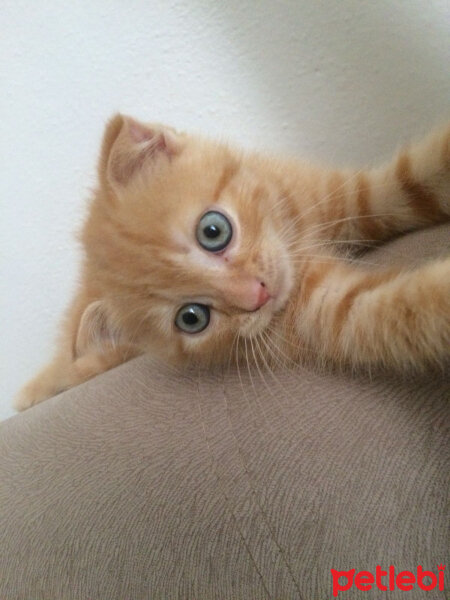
[[271, 254, 294, 313]]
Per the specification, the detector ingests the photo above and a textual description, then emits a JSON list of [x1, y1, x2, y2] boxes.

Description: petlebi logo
[[330, 564, 445, 597]]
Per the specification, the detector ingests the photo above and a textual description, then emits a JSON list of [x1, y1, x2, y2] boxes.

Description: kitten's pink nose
[[215, 276, 271, 311], [254, 282, 270, 310]]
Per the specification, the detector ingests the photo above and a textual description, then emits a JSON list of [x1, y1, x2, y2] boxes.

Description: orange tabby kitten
[[15, 114, 450, 410]]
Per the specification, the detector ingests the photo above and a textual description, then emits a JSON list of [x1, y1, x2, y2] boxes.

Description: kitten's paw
[[13, 370, 63, 412]]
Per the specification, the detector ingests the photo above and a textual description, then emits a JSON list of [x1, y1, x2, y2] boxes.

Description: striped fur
[[15, 116, 450, 410]]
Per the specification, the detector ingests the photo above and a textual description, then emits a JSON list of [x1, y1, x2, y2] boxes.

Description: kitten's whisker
[[301, 212, 400, 238], [250, 335, 285, 415], [277, 208, 402, 251], [244, 337, 270, 428], [254, 335, 291, 415], [264, 329, 303, 366], [274, 169, 375, 239], [227, 330, 240, 373], [235, 334, 261, 428], [265, 326, 321, 361], [296, 173, 400, 229], [264, 327, 297, 353], [295, 169, 364, 223], [235, 334, 259, 425], [255, 334, 301, 407], [260, 331, 288, 369], [258, 332, 321, 411], [234, 333, 250, 416], [244, 338, 257, 397], [289, 255, 384, 268], [286, 243, 374, 259], [249, 336, 274, 401], [287, 238, 377, 252], [291, 236, 419, 261], [267, 194, 290, 215]]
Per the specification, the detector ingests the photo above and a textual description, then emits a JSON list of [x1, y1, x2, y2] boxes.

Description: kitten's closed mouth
[[249, 297, 273, 313]]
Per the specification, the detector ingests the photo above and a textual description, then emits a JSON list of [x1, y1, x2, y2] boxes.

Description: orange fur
[[15, 116, 450, 410]]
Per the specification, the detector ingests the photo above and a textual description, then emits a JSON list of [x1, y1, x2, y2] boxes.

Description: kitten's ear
[[98, 113, 181, 192], [75, 300, 122, 357]]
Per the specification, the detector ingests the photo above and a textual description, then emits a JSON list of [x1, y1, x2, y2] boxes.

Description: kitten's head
[[80, 115, 293, 366]]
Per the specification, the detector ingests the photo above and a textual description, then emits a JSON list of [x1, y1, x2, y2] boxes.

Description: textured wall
[[1, 0, 449, 420]]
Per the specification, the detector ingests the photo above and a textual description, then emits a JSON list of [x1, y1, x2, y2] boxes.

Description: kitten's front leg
[[294, 256, 450, 371], [308, 125, 450, 244], [14, 346, 138, 411], [14, 346, 139, 411], [14, 358, 67, 411]]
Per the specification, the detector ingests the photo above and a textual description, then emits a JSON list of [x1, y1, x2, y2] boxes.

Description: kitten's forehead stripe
[[213, 162, 240, 203]]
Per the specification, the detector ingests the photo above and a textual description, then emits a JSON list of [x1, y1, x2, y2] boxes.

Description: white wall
[[1, 0, 449, 420]]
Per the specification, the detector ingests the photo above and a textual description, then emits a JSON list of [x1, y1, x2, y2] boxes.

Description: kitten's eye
[[175, 303, 210, 334], [196, 210, 232, 252]]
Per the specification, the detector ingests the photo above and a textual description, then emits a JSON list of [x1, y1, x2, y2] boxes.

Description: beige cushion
[[1, 224, 449, 599]]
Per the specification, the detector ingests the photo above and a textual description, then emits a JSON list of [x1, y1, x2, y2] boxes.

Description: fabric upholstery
[[1, 224, 449, 600]]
